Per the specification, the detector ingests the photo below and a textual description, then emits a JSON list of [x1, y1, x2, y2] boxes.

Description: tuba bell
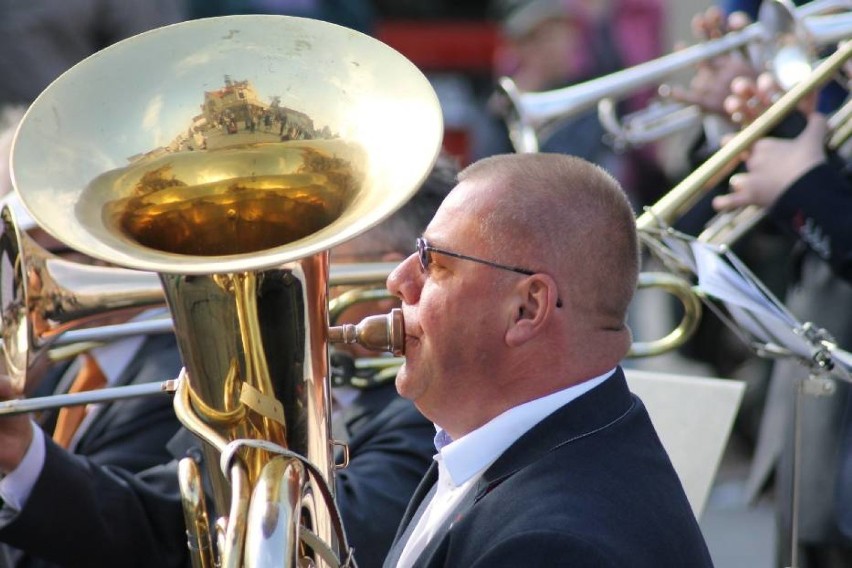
[[11, 15, 443, 568]]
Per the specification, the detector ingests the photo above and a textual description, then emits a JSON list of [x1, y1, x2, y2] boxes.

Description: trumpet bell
[[11, 15, 443, 274]]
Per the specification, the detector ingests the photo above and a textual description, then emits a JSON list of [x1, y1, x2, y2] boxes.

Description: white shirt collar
[[435, 368, 616, 487]]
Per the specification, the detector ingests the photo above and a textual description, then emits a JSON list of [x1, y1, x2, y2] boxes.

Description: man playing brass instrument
[[382, 153, 712, 567], [668, 6, 852, 567]]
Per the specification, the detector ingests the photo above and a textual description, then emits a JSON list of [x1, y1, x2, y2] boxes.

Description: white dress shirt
[[395, 368, 615, 568]]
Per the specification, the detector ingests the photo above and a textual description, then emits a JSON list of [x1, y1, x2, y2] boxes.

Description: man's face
[[386, 181, 510, 427]]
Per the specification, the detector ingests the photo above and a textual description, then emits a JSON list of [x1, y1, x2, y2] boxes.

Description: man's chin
[[393, 364, 417, 401]]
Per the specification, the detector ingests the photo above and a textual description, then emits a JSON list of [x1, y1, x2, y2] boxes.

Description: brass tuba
[[11, 15, 443, 568]]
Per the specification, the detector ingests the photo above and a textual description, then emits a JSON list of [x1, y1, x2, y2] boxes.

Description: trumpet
[[493, 0, 852, 153]]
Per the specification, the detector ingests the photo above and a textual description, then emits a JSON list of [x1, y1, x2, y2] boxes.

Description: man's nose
[[386, 253, 421, 305]]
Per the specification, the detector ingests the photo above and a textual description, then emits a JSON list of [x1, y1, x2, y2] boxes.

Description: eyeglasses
[[415, 237, 562, 307]]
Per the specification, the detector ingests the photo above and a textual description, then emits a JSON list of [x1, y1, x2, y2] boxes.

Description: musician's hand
[[0, 373, 34, 474], [666, 9, 756, 116], [713, 113, 828, 211], [724, 72, 818, 125]]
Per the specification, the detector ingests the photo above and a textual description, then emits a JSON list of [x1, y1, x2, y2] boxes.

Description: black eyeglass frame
[[415, 237, 563, 308]]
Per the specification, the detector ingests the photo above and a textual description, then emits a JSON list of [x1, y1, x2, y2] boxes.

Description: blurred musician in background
[[477, 0, 669, 210], [0, 154, 457, 568], [717, 69, 852, 568], [675, 6, 852, 567], [714, 75, 852, 281]]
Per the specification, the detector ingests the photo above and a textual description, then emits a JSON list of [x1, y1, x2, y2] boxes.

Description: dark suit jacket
[[771, 162, 852, 283], [0, 334, 186, 568], [0, 354, 434, 568], [334, 384, 436, 568], [384, 368, 714, 568]]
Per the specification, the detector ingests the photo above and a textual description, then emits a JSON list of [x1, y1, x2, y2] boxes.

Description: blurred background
[[2, 1, 837, 566]]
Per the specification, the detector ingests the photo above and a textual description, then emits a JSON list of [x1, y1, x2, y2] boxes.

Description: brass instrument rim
[[11, 14, 444, 275]]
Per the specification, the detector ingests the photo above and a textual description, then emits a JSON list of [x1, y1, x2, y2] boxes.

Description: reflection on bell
[[13, 14, 444, 275], [94, 140, 364, 257], [11, 13, 444, 567]]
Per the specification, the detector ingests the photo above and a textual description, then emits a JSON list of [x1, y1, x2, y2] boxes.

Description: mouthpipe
[[328, 308, 404, 356]]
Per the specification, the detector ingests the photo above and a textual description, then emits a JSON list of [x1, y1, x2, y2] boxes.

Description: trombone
[[0, 308, 406, 418], [0, 263, 703, 421], [697, 93, 852, 247], [493, 0, 852, 153], [635, 39, 852, 236]]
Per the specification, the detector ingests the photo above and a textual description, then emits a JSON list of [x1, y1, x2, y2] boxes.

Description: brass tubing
[[627, 272, 703, 358], [636, 40, 852, 233]]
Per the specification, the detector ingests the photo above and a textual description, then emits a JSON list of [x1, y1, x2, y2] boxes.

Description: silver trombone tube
[[53, 317, 174, 347], [44, 262, 401, 351], [0, 379, 179, 416], [2, 308, 406, 417]]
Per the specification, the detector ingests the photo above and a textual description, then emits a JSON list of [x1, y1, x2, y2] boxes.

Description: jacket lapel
[[384, 461, 439, 567], [398, 368, 635, 567], [76, 334, 178, 446], [476, 367, 633, 498]]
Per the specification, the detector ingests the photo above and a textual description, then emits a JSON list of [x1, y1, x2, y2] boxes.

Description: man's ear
[[505, 275, 558, 347]]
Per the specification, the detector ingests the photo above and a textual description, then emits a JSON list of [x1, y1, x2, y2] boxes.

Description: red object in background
[[375, 20, 499, 73], [442, 127, 471, 167], [376, 20, 499, 166]]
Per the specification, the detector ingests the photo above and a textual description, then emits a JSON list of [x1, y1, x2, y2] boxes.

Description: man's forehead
[[426, 200, 483, 245]]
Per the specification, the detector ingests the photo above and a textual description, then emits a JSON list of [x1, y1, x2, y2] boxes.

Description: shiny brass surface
[[636, 40, 852, 234], [0, 204, 163, 392], [628, 272, 703, 358], [12, 17, 442, 275], [11, 14, 442, 568], [179, 457, 215, 568], [328, 308, 405, 356], [39, 262, 401, 355], [244, 457, 304, 567]]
